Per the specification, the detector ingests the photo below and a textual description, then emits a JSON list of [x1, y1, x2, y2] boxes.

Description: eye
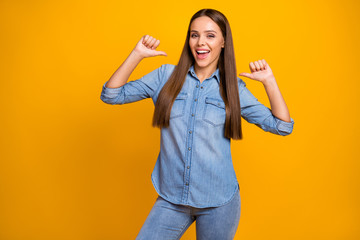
[[191, 33, 198, 38], [208, 34, 215, 38]]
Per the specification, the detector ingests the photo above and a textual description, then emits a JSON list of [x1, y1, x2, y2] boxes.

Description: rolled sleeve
[[100, 64, 167, 105], [100, 83, 124, 104], [275, 116, 294, 135], [238, 78, 294, 136]]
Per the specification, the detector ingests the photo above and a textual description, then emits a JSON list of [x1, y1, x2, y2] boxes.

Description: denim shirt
[[100, 64, 294, 208]]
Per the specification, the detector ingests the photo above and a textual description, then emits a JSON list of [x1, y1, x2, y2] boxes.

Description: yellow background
[[0, 0, 359, 239]]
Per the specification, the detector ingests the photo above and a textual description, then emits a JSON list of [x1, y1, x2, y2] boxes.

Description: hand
[[133, 35, 167, 59], [239, 59, 275, 84]]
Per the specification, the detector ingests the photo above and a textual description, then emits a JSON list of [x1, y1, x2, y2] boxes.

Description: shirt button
[[194, 98, 197, 102], [189, 130, 192, 134], [200, 86, 203, 89], [196, 85, 199, 88], [185, 182, 189, 186], [191, 114, 194, 117], [188, 147, 191, 151], [187, 166, 190, 169]]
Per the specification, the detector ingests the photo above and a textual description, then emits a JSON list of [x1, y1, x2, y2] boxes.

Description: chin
[[194, 59, 208, 66], [195, 62, 207, 68], [195, 60, 214, 69]]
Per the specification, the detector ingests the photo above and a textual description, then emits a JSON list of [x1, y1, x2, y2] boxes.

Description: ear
[[222, 41, 225, 48]]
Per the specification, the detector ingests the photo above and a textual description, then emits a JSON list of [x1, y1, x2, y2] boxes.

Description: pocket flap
[[205, 97, 225, 109], [175, 92, 188, 100]]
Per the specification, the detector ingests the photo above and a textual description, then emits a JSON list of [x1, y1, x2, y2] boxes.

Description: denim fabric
[[135, 186, 241, 240], [100, 64, 294, 208]]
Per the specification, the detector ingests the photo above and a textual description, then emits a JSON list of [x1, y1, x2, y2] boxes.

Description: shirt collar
[[188, 65, 220, 83]]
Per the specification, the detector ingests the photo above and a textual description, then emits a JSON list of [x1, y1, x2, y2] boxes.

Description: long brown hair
[[152, 8, 242, 140]]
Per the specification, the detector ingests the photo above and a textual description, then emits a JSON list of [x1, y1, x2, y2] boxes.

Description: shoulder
[[237, 77, 247, 89], [160, 63, 176, 72], [237, 77, 253, 97], [158, 64, 177, 80]]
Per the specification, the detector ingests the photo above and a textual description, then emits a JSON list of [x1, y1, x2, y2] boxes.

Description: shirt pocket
[[170, 92, 188, 119], [202, 97, 226, 126]]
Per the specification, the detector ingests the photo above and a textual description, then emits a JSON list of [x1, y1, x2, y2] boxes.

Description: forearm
[[105, 50, 143, 88], [263, 77, 291, 122]]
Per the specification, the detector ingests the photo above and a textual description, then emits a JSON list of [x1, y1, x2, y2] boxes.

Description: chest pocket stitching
[[170, 92, 188, 119], [203, 97, 226, 126]]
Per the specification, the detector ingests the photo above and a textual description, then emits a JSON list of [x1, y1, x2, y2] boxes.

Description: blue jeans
[[136, 188, 241, 240]]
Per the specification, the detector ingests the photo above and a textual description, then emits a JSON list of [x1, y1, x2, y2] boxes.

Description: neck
[[194, 64, 217, 82]]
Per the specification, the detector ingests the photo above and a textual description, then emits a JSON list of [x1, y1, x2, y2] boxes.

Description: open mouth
[[196, 50, 210, 60]]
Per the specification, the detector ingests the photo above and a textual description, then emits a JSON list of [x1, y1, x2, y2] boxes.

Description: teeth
[[197, 50, 210, 54]]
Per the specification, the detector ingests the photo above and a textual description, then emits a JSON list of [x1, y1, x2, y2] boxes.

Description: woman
[[101, 8, 294, 240]]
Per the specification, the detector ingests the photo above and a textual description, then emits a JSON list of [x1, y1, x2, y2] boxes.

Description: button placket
[[182, 80, 202, 204]]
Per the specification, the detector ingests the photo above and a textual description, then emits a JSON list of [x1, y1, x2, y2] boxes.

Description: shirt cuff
[[102, 81, 123, 93], [100, 81, 125, 104], [275, 117, 294, 135]]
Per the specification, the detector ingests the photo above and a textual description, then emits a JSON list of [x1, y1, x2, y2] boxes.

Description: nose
[[197, 35, 205, 46]]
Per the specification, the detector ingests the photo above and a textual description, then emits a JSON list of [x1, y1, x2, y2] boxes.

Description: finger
[[153, 39, 160, 49], [150, 39, 159, 50], [143, 35, 150, 44], [148, 38, 157, 49], [155, 50, 167, 56], [254, 61, 261, 71], [144, 36, 153, 47], [249, 62, 256, 72], [239, 72, 252, 78], [146, 36, 154, 47], [262, 59, 267, 69], [257, 60, 265, 70]]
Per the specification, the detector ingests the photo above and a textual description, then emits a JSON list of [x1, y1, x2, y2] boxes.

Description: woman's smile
[[195, 48, 211, 60]]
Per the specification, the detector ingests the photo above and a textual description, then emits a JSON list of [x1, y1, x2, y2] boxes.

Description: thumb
[[154, 51, 167, 56], [238, 72, 252, 79]]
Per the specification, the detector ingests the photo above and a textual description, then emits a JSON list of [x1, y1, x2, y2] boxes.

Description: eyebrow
[[190, 30, 217, 33]]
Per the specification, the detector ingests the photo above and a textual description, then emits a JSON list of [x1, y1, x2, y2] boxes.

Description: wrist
[[262, 76, 277, 88], [130, 49, 145, 61]]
